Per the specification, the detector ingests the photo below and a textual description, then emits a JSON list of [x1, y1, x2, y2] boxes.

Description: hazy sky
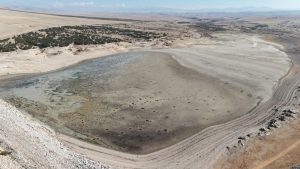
[[1, 0, 300, 11]]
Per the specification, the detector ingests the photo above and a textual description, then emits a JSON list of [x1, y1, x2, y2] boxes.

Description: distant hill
[[2, 5, 300, 17]]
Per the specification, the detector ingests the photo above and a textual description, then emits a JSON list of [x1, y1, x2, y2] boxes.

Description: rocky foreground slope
[[0, 100, 111, 169]]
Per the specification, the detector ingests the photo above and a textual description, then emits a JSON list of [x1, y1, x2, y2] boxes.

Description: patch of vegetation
[[193, 21, 227, 32], [239, 24, 270, 33], [177, 21, 191, 24], [0, 150, 11, 156], [250, 24, 269, 30], [0, 25, 166, 52]]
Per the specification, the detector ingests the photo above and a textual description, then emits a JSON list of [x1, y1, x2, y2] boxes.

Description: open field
[[0, 9, 131, 39], [0, 9, 299, 169]]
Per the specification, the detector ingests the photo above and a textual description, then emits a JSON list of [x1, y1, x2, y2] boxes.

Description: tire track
[[60, 52, 300, 169]]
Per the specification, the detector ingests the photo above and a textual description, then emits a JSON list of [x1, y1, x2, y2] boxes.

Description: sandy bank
[[0, 42, 144, 77], [167, 33, 291, 102]]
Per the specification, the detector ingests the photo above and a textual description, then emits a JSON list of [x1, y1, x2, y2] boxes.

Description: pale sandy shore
[[165, 33, 290, 102], [0, 9, 294, 169]]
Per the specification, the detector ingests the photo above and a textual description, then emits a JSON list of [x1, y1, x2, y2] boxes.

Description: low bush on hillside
[[0, 25, 165, 52]]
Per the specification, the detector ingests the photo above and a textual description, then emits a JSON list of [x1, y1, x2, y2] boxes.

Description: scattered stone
[[0, 150, 11, 156], [238, 136, 246, 141], [283, 112, 295, 118], [291, 165, 300, 169], [259, 128, 266, 132], [238, 140, 244, 146], [283, 109, 295, 114], [267, 119, 279, 129], [278, 115, 286, 121]]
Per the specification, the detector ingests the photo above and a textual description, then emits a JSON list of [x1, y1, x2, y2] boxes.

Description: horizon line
[[2, 6, 300, 15]]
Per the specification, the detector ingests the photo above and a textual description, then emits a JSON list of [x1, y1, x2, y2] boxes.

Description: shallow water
[[0, 52, 140, 137]]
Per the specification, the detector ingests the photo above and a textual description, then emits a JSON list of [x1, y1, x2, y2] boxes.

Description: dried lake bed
[[0, 34, 291, 154], [0, 51, 250, 153]]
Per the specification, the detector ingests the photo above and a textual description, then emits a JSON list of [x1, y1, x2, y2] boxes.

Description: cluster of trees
[[57, 25, 165, 40], [250, 24, 269, 30], [193, 22, 227, 32], [0, 41, 16, 52], [0, 25, 165, 52], [95, 25, 164, 40], [240, 24, 269, 33]]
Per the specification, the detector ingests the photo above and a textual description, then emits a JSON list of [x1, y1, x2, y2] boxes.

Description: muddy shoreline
[[0, 50, 260, 154]]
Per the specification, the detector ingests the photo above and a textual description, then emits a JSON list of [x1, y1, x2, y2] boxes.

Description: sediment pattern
[[59, 60, 299, 169]]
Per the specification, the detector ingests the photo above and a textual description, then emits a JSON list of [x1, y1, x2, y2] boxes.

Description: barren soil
[[215, 116, 300, 169], [0, 9, 297, 169]]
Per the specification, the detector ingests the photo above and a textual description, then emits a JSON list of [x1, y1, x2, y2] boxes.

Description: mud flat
[[0, 33, 291, 157], [0, 51, 254, 154], [165, 33, 291, 101], [52, 33, 293, 169]]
